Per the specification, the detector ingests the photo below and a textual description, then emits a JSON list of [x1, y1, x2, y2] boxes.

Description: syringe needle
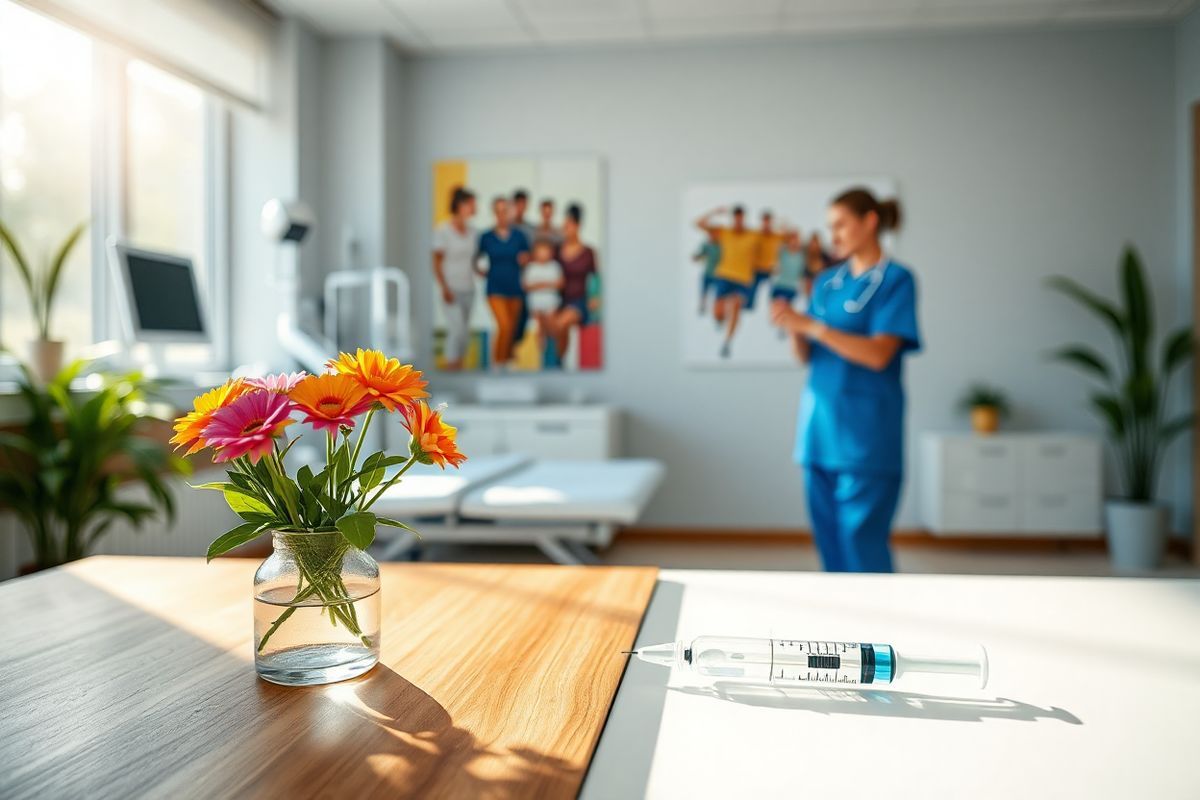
[[619, 650, 636, 655]]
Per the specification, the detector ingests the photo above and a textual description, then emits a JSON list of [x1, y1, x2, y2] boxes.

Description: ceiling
[[266, 0, 1196, 53]]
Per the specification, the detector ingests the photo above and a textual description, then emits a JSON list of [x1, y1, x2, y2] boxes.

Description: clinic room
[[0, 0, 1198, 797]]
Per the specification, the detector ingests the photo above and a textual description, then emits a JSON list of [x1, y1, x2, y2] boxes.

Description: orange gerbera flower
[[171, 378, 252, 455], [288, 373, 373, 434], [328, 349, 429, 412], [402, 402, 466, 469]]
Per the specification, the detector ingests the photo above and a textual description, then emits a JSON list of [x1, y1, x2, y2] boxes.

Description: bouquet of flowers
[[172, 349, 464, 652]]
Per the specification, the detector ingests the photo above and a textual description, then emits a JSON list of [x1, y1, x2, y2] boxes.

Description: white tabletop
[[583, 570, 1200, 799]]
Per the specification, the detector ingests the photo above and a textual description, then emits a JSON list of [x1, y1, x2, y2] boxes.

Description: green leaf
[[1045, 275, 1125, 335], [1123, 372, 1156, 420], [1047, 346, 1111, 383], [0, 218, 35, 314], [296, 465, 315, 491], [1090, 393, 1125, 438], [1119, 246, 1151, 374], [1161, 413, 1195, 444], [376, 517, 420, 539], [191, 481, 236, 491], [357, 452, 388, 493], [277, 434, 301, 463], [1161, 327, 1194, 376], [223, 486, 273, 518], [41, 220, 87, 339], [336, 511, 377, 550], [207, 521, 270, 562], [340, 454, 408, 491]]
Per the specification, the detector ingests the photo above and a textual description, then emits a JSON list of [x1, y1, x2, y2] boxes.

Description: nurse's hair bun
[[833, 187, 902, 233]]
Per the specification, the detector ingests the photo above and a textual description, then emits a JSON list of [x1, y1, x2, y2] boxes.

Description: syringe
[[626, 637, 988, 689]]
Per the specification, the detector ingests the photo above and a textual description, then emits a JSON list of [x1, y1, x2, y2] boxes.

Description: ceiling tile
[[387, 0, 520, 31]]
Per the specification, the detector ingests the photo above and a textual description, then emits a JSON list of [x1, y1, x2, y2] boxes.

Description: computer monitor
[[108, 240, 209, 344]]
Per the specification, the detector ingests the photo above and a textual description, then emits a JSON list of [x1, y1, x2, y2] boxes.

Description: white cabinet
[[390, 405, 620, 459], [921, 433, 1102, 537]]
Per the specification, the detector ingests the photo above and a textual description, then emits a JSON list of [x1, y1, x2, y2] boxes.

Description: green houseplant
[[0, 358, 189, 571], [0, 219, 88, 383], [1047, 246, 1194, 569], [957, 383, 1011, 435]]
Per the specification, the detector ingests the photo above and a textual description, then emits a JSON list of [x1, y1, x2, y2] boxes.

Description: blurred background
[[0, 0, 1197, 579]]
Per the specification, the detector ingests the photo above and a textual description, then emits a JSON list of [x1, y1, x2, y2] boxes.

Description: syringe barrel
[[685, 637, 894, 687]]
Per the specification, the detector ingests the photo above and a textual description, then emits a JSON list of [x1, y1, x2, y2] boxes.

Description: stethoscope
[[810, 256, 890, 316]]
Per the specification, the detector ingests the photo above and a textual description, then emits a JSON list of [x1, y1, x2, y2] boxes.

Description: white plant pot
[[28, 338, 64, 385], [1104, 501, 1167, 571]]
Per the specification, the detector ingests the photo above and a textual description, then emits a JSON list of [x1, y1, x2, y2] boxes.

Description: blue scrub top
[[478, 228, 530, 298], [794, 259, 921, 477]]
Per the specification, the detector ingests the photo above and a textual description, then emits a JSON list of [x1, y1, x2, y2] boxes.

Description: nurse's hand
[[770, 300, 814, 335]]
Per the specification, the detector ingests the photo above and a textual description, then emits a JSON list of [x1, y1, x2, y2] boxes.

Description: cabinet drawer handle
[[535, 422, 570, 434]]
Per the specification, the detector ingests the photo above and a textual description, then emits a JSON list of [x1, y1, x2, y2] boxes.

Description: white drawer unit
[[921, 432, 1103, 537], [388, 405, 619, 460]]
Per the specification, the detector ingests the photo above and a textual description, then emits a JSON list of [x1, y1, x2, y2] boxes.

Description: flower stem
[[361, 455, 419, 511], [349, 407, 376, 474]]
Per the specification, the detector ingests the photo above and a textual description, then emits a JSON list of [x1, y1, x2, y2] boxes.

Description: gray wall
[[228, 19, 307, 369], [395, 26, 1185, 529], [1174, 8, 1200, 534]]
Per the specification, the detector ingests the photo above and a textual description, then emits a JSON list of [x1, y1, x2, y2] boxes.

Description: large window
[[0, 0, 226, 365], [0, 1, 92, 354], [127, 60, 207, 283]]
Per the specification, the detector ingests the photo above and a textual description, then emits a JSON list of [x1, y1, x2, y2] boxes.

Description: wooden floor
[[410, 532, 1200, 578]]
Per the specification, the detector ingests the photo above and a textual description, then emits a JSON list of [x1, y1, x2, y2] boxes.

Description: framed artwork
[[680, 176, 896, 368], [430, 156, 604, 372]]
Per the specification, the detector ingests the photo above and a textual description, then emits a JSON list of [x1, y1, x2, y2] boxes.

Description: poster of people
[[430, 156, 604, 372], [680, 177, 896, 368]]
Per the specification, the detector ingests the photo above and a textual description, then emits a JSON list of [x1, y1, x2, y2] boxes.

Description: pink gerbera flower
[[203, 389, 295, 463], [246, 371, 308, 393]]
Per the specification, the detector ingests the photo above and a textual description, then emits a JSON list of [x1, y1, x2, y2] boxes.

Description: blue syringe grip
[[859, 643, 896, 685]]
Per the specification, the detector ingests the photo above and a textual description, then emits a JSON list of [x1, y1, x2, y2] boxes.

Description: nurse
[[769, 188, 921, 573]]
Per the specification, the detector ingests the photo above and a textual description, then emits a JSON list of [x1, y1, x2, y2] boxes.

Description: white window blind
[[16, 0, 275, 109]]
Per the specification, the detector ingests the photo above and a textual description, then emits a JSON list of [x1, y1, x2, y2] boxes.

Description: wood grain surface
[[0, 556, 658, 799]]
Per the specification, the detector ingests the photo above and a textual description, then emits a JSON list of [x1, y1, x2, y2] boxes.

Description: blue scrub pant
[[804, 467, 901, 573]]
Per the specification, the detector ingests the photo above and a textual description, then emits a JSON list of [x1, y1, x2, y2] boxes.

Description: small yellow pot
[[970, 405, 1001, 435]]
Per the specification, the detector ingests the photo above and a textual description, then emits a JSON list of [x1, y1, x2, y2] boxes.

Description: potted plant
[[0, 219, 88, 383], [0, 358, 189, 571], [1047, 246, 1194, 570], [957, 383, 1010, 434], [176, 350, 466, 686]]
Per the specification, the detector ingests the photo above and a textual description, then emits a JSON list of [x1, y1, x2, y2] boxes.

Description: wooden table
[[583, 570, 1200, 799], [0, 557, 657, 799]]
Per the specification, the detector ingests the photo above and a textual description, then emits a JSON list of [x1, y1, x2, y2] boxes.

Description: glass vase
[[253, 529, 381, 686]]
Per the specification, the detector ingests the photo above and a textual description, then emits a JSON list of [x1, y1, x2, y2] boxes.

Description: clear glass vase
[[253, 529, 381, 686]]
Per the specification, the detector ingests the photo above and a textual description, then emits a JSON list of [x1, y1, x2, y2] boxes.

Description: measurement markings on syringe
[[772, 640, 863, 684]]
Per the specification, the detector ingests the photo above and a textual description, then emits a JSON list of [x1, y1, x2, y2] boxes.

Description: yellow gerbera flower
[[327, 349, 429, 412], [170, 378, 252, 456]]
